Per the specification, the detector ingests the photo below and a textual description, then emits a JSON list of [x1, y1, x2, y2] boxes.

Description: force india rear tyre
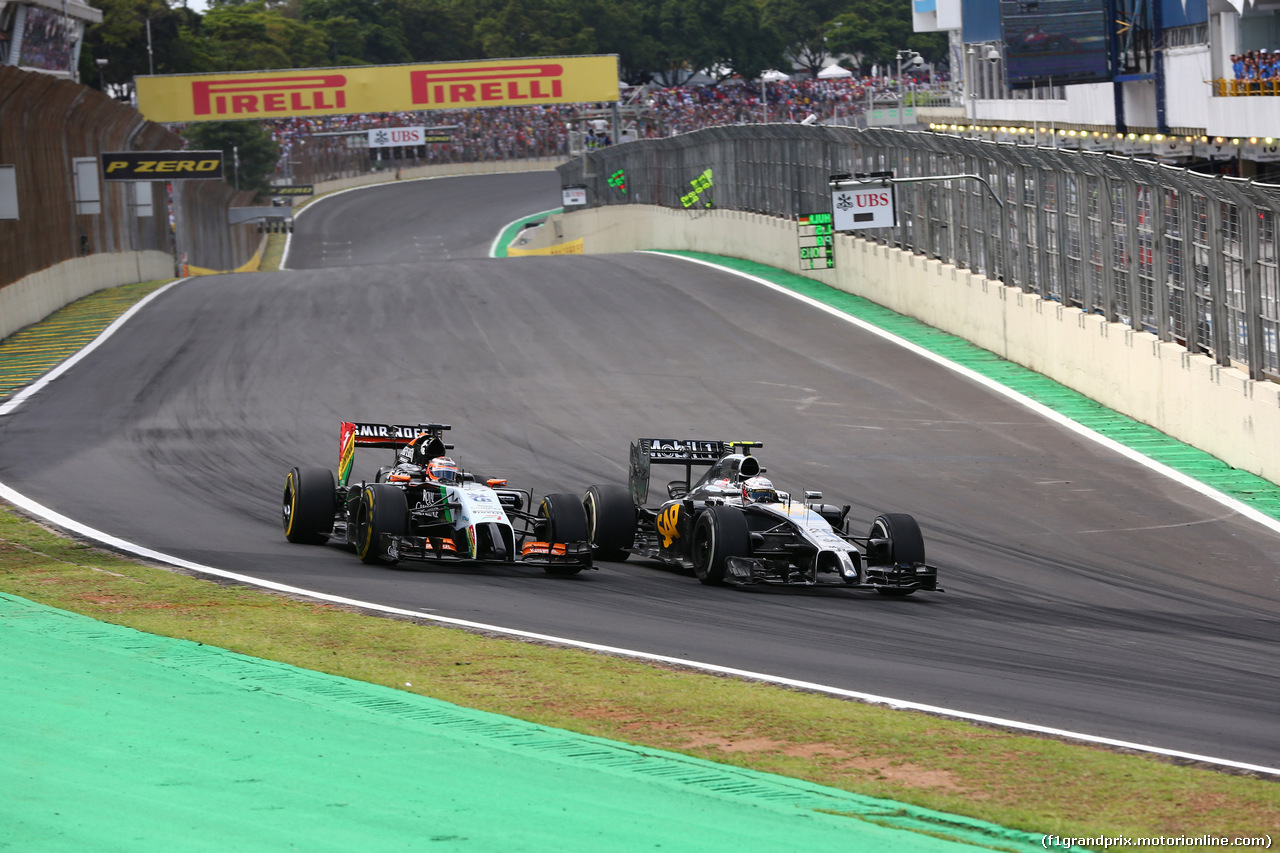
[[691, 505, 751, 586], [356, 484, 408, 565], [582, 484, 636, 562], [282, 466, 335, 545], [537, 492, 590, 576], [869, 513, 925, 596]]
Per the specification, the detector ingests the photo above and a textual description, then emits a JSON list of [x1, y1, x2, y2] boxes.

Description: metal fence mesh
[[560, 125, 1280, 381], [1, 66, 259, 289]]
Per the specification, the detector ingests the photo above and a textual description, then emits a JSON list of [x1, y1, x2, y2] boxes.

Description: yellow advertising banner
[[136, 55, 619, 124]]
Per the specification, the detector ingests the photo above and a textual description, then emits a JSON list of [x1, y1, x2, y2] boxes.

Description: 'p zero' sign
[[101, 151, 225, 181], [831, 183, 896, 231]]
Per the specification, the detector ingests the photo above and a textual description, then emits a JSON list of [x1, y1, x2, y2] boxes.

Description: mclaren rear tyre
[[355, 484, 408, 565], [691, 505, 751, 586], [869, 513, 925, 596], [537, 492, 590, 576], [282, 467, 335, 545], [582, 484, 636, 562]]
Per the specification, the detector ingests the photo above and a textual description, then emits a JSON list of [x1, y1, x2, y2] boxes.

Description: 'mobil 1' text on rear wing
[[627, 437, 763, 506]]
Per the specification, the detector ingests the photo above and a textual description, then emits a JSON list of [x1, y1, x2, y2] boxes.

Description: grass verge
[[0, 502, 1275, 849]]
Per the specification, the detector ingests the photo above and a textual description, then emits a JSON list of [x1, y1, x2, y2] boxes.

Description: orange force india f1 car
[[581, 438, 941, 594], [282, 422, 593, 574]]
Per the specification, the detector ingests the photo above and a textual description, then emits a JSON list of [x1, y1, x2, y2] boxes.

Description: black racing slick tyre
[[537, 492, 590, 576], [582, 484, 636, 562], [282, 467, 335, 545], [355, 484, 408, 565], [869, 513, 926, 596], [691, 505, 751, 586]]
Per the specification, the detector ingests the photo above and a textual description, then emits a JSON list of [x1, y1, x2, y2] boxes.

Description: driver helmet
[[741, 476, 778, 504], [426, 456, 459, 484]]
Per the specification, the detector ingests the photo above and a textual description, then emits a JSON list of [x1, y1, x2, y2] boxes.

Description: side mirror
[[667, 480, 689, 499]]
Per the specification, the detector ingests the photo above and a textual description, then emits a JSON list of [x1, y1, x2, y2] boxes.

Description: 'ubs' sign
[[831, 179, 897, 231]]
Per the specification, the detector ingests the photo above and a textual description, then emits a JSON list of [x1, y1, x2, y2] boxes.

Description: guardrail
[[559, 125, 1280, 383]]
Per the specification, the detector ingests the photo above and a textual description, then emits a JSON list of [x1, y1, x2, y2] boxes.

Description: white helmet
[[741, 476, 778, 504]]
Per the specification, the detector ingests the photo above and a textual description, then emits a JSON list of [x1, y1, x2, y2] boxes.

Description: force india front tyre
[[582, 484, 636, 562], [691, 505, 752, 586], [282, 466, 335, 545], [537, 492, 590, 576], [355, 483, 408, 565]]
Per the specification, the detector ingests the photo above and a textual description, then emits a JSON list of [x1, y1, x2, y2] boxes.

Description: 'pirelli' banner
[[101, 151, 225, 181], [135, 55, 619, 123]]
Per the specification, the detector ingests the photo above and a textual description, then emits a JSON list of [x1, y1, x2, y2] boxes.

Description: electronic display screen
[[999, 0, 1111, 87], [18, 6, 77, 74]]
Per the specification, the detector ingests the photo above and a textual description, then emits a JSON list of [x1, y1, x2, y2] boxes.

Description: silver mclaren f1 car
[[581, 438, 941, 594]]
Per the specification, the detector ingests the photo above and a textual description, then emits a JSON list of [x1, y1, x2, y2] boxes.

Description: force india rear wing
[[338, 421, 453, 487], [628, 437, 763, 506]]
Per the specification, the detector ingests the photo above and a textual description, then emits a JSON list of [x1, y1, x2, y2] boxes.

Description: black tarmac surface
[[2, 170, 1277, 770]]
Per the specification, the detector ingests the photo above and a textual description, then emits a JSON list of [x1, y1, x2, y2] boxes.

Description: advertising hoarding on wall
[[136, 55, 620, 124], [100, 151, 225, 181], [831, 182, 897, 231], [368, 127, 427, 147]]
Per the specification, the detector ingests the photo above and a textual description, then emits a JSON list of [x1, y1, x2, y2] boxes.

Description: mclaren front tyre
[[691, 505, 751, 586], [868, 513, 926, 596]]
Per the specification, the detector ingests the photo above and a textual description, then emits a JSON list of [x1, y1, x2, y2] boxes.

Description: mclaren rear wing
[[628, 438, 762, 506], [338, 421, 453, 486]]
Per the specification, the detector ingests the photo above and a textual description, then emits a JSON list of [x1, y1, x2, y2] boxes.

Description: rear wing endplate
[[629, 438, 726, 506]]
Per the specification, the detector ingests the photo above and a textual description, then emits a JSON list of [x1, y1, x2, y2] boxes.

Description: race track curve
[[2, 170, 1277, 771]]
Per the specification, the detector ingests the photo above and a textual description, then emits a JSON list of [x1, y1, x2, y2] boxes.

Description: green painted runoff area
[[1, 594, 1041, 851]]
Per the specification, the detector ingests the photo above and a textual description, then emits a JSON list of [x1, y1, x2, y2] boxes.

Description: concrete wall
[[545, 204, 1280, 487], [0, 251, 175, 341]]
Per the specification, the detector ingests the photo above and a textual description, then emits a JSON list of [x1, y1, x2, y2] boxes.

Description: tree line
[[83, 0, 946, 96]]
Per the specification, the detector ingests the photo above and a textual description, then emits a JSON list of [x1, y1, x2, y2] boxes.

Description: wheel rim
[[584, 493, 597, 543], [692, 521, 713, 578], [282, 479, 296, 532], [872, 519, 892, 562], [537, 500, 551, 541], [356, 495, 372, 557]]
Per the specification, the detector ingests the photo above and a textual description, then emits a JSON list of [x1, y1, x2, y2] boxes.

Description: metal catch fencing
[[0, 66, 259, 290], [558, 125, 1280, 383]]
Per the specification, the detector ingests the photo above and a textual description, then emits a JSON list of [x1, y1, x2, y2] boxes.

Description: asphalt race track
[[2, 170, 1278, 771]]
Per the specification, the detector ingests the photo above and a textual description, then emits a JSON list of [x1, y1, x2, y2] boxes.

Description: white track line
[[1, 479, 1275, 777], [2, 230, 1275, 779]]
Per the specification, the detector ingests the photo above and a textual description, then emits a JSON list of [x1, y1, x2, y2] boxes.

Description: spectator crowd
[[264, 73, 950, 184], [1231, 50, 1279, 83]]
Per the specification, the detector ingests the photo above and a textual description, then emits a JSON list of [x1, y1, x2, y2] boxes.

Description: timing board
[[797, 212, 835, 270]]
